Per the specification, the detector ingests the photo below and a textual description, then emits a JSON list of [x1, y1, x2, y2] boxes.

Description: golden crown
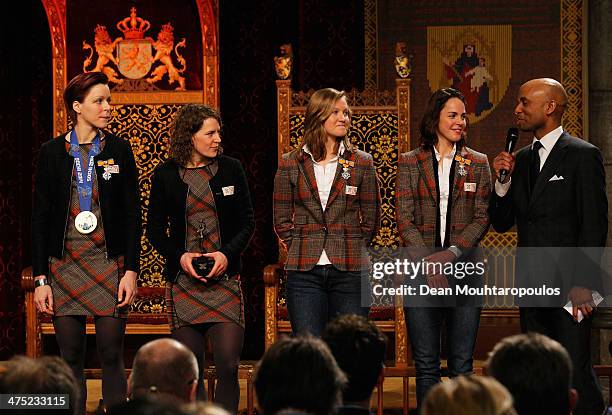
[[116, 7, 151, 40], [94, 25, 111, 41], [160, 23, 174, 34]]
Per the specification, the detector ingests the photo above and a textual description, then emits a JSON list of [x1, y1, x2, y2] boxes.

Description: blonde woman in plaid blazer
[[396, 88, 491, 409], [273, 88, 381, 337]]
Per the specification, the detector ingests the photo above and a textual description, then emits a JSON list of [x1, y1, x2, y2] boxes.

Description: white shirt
[[303, 143, 345, 265], [434, 144, 457, 246], [495, 126, 564, 197]]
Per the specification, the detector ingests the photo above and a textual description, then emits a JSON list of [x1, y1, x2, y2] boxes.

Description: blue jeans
[[405, 306, 481, 408], [286, 265, 369, 337]]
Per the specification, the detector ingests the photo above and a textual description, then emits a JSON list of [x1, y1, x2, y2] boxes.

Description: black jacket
[[490, 132, 608, 295], [147, 156, 255, 282], [31, 133, 142, 277]]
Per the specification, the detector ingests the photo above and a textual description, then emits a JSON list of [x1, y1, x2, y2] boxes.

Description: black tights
[[53, 316, 127, 415], [173, 322, 244, 414]]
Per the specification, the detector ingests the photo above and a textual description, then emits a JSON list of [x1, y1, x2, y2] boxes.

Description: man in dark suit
[[491, 78, 608, 415]]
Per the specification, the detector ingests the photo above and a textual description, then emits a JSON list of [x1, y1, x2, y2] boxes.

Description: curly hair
[[299, 88, 353, 161], [170, 104, 223, 166], [419, 87, 467, 148]]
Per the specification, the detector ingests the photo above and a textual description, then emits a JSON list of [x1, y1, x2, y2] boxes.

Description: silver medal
[[457, 163, 467, 177], [75, 210, 98, 234], [341, 167, 351, 180]]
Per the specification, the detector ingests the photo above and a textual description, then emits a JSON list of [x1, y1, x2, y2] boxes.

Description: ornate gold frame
[[560, 0, 588, 139], [41, 0, 219, 136]]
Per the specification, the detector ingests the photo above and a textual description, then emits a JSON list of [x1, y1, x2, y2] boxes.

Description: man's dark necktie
[[530, 141, 543, 194]]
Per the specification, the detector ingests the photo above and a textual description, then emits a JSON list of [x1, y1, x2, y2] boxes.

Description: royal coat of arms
[[82, 7, 187, 90]]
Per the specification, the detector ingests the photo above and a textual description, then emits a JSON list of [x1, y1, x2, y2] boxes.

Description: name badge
[[464, 182, 476, 192], [222, 186, 235, 196], [345, 185, 358, 196]]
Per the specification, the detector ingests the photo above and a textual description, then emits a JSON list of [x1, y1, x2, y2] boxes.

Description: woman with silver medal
[[31, 72, 141, 414]]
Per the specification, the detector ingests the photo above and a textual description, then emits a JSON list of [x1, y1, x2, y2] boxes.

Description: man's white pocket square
[[549, 175, 564, 182]]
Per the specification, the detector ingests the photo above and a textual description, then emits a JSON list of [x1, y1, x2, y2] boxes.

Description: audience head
[[487, 333, 577, 415], [181, 401, 230, 415], [254, 334, 347, 415], [420, 87, 467, 148], [302, 87, 353, 162], [129, 338, 199, 405], [0, 355, 79, 415], [322, 314, 387, 405], [107, 397, 191, 415], [422, 375, 516, 415]]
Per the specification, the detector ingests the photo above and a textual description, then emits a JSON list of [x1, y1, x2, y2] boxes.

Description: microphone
[[499, 127, 519, 183]]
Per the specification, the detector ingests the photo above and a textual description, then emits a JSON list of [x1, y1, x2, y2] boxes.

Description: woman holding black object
[[148, 104, 254, 413], [32, 72, 141, 413]]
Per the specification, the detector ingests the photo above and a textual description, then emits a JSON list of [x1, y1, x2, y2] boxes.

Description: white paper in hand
[[564, 291, 604, 322]]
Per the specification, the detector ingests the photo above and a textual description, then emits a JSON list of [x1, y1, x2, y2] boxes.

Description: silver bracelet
[[34, 278, 48, 288]]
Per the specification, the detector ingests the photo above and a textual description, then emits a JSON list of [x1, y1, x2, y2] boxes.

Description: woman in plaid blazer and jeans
[[396, 88, 492, 409], [273, 88, 381, 337]]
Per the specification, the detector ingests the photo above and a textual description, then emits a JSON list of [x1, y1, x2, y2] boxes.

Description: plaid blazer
[[273, 148, 381, 271], [396, 145, 491, 249]]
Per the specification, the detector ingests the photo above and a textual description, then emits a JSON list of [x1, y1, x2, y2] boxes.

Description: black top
[[430, 146, 457, 248], [490, 132, 608, 293], [31, 132, 142, 277], [147, 156, 255, 282]]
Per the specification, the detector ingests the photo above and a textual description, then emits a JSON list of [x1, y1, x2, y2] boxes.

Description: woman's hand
[[426, 274, 449, 290], [202, 251, 228, 278], [422, 250, 456, 289], [34, 280, 54, 315], [117, 270, 138, 308], [180, 252, 208, 282]]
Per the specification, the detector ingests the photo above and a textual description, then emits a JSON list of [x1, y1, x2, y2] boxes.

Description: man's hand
[[492, 151, 515, 183], [568, 286, 595, 321]]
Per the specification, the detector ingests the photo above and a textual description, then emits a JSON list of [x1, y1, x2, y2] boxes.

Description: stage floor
[[86, 376, 418, 414]]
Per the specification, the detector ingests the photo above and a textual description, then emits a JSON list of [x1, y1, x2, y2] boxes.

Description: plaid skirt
[[166, 275, 244, 330], [49, 144, 127, 318], [166, 165, 244, 330]]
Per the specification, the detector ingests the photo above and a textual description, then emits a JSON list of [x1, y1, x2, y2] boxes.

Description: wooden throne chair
[[263, 73, 413, 413], [22, 2, 254, 413]]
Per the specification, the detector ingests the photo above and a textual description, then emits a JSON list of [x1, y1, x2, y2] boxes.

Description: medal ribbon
[[69, 129, 101, 213]]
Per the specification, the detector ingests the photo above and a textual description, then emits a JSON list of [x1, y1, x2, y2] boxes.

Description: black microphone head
[[505, 127, 519, 153]]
